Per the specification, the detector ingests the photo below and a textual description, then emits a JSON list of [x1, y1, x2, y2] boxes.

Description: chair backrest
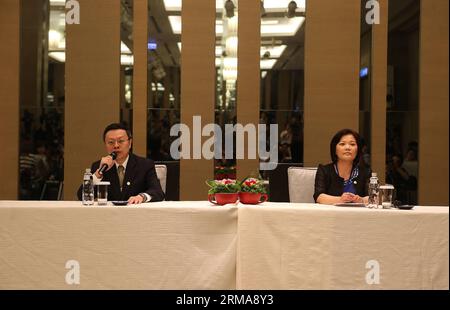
[[156, 161, 180, 201], [40, 180, 64, 200], [155, 164, 167, 194], [267, 163, 303, 202], [287, 167, 318, 203]]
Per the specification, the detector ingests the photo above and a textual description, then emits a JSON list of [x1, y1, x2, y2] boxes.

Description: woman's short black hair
[[330, 128, 362, 165], [103, 123, 132, 141]]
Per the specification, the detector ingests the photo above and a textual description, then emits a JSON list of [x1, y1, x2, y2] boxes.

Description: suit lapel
[[122, 153, 137, 198], [106, 165, 121, 199]]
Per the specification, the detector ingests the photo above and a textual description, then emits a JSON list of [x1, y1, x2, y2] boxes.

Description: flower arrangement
[[206, 179, 241, 194], [206, 177, 268, 205], [240, 177, 267, 194]]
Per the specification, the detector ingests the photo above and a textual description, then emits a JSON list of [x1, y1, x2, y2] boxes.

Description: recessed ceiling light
[[169, 16, 223, 34], [169, 16, 304, 37], [163, 0, 306, 12], [49, 52, 66, 62], [49, 0, 66, 6]]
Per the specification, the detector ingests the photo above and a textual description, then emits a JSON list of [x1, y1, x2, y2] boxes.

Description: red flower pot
[[208, 193, 239, 205], [239, 192, 268, 204]]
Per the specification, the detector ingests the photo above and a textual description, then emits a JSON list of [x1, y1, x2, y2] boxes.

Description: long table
[[0, 201, 448, 289], [237, 203, 449, 289], [0, 201, 237, 289]]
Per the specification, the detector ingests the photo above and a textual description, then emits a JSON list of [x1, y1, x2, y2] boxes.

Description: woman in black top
[[314, 129, 370, 205]]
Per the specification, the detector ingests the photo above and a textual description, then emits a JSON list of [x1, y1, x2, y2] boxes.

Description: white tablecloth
[[0, 201, 237, 289], [1, 201, 448, 289], [237, 203, 449, 289]]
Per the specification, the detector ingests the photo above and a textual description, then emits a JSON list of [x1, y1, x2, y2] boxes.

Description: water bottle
[[82, 168, 94, 205], [368, 172, 380, 208]]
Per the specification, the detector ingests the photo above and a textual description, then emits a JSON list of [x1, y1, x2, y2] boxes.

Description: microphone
[[98, 152, 117, 175]]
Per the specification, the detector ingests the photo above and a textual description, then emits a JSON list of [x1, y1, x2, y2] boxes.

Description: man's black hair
[[103, 123, 132, 141]]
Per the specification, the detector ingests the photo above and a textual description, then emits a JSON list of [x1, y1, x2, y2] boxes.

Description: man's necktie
[[117, 165, 125, 190]]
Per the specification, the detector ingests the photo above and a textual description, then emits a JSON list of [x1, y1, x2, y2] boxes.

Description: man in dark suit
[[77, 123, 164, 204]]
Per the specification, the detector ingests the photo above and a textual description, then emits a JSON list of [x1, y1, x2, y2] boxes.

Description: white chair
[[155, 164, 167, 195], [287, 167, 318, 203]]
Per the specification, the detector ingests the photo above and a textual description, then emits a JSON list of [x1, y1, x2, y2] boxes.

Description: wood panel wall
[[180, 0, 216, 200], [419, 0, 449, 205], [304, 0, 361, 167], [237, 0, 261, 180], [64, 0, 120, 199], [132, 0, 148, 157], [371, 0, 388, 182], [0, 0, 20, 199]]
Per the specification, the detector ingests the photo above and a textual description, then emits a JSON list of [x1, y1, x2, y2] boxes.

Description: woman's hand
[[340, 193, 364, 203], [351, 194, 364, 203], [340, 192, 355, 203]]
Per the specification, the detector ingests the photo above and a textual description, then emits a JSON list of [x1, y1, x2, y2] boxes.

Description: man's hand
[[95, 155, 115, 178], [128, 195, 144, 204]]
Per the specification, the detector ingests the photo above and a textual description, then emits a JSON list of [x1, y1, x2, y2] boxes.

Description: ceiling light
[[48, 52, 134, 66], [260, 45, 287, 58], [163, 0, 306, 13], [261, 17, 304, 36], [121, 55, 134, 66], [49, 0, 66, 6], [168, 16, 182, 34], [169, 15, 303, 37], [261, 20, 279, 25], [49, 52, 66, 62], [227, 15, 238, 34], [223, 68, 237, 81], [169, 16, 223, 34], [238, 17, 305, 36], [261, 59, 277, 70], [225, 36, 238, 57], [223, 57, 238, 69], [121, 42, 132, 54], [265, 0, 305, 12], [48, 30, 64, 50]]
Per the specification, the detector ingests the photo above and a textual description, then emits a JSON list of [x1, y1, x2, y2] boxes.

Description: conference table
[[0, 201, 448, 290]]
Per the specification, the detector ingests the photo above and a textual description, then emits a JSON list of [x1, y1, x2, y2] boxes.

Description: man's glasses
[[106, 139, 129, 146]]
